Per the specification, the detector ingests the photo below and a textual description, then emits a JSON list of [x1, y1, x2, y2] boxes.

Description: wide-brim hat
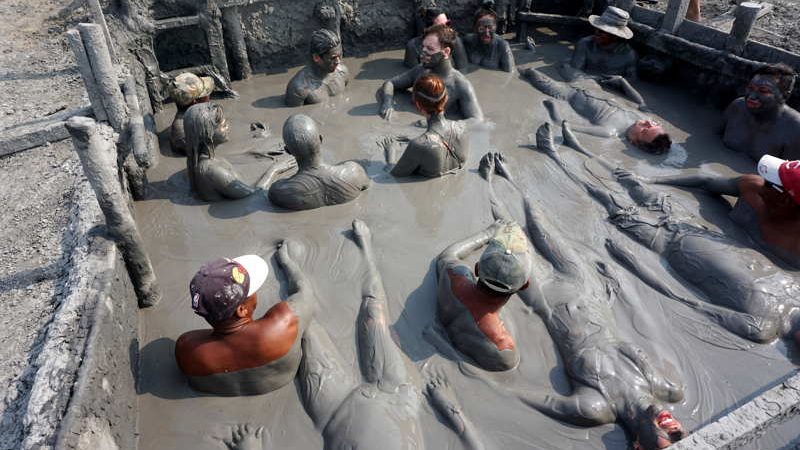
[[589, 6, 633, 40]]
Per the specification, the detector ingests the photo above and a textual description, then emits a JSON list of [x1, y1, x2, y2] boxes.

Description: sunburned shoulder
[[738, 174, 765, 193]]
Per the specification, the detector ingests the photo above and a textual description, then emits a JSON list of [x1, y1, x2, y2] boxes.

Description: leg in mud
[[424, 366, 486, 450], [478, 152, 515, 223], [224, 424, 267, 450], [543, 99, 563, 124], [649, 173, 741, 197], [517, 385, 615, 426], [297, 320, 354, 431], [520, 67, 574, 101], [617, 342, 684, 403], [352, 219, 414, 389]]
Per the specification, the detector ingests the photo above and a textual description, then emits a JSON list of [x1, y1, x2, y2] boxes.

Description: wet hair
[[413, 74, 448, 114], [421, 7, 445, 28], [282, 114, 321, 158], [423, 24, 457, 52], [184, 103, 224, 192], [753, 63, 796, 99], [309, 29, 340, 57], [639, 133, 672, 155], [474, 8, 498, 27]]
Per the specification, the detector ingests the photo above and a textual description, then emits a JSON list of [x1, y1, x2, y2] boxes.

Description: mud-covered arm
[[377, 67, 420, 119], [206, 166, 258, 199], [650, 173, 741, 197], [458, 78, 484, 121], [452, 36, 469, 71], [389, 141, 422, 177], [499, 39, 515, 73], [255, 157, 298, 190], [436, 222, 502, 276], [285, 74, 307, 107]]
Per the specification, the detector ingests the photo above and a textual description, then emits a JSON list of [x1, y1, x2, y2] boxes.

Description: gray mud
[[137, 43, 799, 449]]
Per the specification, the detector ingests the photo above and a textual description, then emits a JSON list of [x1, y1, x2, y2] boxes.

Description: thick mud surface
[[137, 44, 799, 449]]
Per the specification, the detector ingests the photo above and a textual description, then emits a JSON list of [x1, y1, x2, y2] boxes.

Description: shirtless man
[[721, 63, 800, 161], [268, 114, 370, 210], [184, 103, 296, 202], [405, 7, 468, 70], [285, 29, 350, 107], [542, 120, 800, 344], [474, 152, 686, 450], [523, 67, 671, 154], [647, 155, 800, 268], [383, 74, 469, 177], [378, 24, 484, 121], [174, 248, 316, 396], [462, 9, 515, 73]]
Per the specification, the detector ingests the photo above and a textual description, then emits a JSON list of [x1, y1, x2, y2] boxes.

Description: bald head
[[283, 114, 322, 161]]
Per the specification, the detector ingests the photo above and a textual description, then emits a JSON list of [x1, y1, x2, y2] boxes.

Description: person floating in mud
[[383, 74, 469, 177], [285, 29, 350, 107], [168, 72, 214, 155], [378, 24, 484, 121], [721, 63, 800, 161], [222, 220, 484, 450], [541, 120, 800, 344], [559, 6, 649, 109], [268, 114, 369, 210], [405, 7, 468, 70], [522, 67, 671, 154], [174, 249, 316, 396], [184, 103, 296, 202], [473, 151, 686, 450], [647, 154, 800, 268], [462, 9, 515, 72]]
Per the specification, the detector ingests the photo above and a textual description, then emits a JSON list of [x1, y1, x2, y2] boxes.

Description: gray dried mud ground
[[138, 44, 799, 449]]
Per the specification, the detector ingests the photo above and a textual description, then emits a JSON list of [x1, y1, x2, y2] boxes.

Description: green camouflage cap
[[170, 72, 215, 106], [477, 222, 532, 294]]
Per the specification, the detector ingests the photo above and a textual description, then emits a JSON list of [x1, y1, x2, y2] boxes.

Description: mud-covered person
[[463, 9, 515, 73], [650, 155, 800, 268], [285, 29, 350, 106], [569, 6, 637, 80], [268, 114, 369, 210], [721, 63, 800, 161], [184, 103, 296, 202], [435, 219, 531, 371], [175, 246, 316, 396], [405, 7, 468, 70], [169, 73, 214, 155], [384, 75, 469, 177], [378, 24, 484, 121]]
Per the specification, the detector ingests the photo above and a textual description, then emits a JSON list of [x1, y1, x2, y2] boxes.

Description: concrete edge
[[673, 370, 800, 449]]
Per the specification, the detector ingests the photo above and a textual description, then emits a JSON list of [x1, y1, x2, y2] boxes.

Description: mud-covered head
[[746, 63, 796, 113], [473, 9, 497, 44], [413, 74, 448, 116], [589, 6, 633, 43], [626, 120, 671, 154], [283, 114, 322, 163], [310, 29, 342, 74], [420, 6, 449, 29], [476, 222, 532, 294], [170, 72, 215, 107], [421, 24, 456, 68], [189, 255, 268, 325], [631, 406, 686, 450], [184, 103, 230, 156]]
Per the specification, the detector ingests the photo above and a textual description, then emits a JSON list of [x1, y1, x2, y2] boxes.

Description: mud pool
[[136, 43, 800, 449]]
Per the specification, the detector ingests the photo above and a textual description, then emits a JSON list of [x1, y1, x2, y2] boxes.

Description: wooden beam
[[661, 0, 691, 33], [726, 2, 762, 55], [154, 15, 201, 31]]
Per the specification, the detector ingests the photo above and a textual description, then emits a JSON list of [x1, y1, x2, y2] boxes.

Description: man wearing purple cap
[[175, 241, 317, 396]]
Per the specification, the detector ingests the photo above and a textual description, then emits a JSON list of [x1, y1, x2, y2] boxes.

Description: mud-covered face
[[314, 46, 342, 74], [476, 16, 497, 44], [421, 33, 450, 68], [745, 74, 784, 113], [626, 120, 665, 147], [633, 411, 685, 450], [432, 13, 449, 27], [593, 29, 618, 47]]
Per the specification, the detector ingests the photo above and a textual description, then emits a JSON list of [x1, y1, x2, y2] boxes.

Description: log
[[123, 76, 158, 169], [200, 4, 231, 82], [222, 6, 252, 80], [0, 106, 92, 157], [66, 116, 161, 308], [661, 0, 691, 33], [77, 23, 127, 133], [66, 30, 108, 122], [726, 2, 762, 55], [85, 0, 117, 61]]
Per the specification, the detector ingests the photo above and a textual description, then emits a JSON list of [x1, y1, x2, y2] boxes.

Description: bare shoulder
[[738, 174, 765, 192], [780, 105, 800, 127]]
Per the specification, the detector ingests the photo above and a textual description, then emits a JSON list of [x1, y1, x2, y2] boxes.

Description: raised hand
[[478, 152, 495, 180], [224, 424, 265, 450]]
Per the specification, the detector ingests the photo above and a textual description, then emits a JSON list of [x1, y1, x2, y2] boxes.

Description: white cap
[[757, 154, 785, 186], [233, 255, 269, 296]]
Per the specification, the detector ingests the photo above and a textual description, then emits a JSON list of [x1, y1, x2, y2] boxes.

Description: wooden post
[[200, 3, 231, 82], [615, 0, 635, 12], [85, 0, 117, 62], [661, 0, 691, 33], [222, 6, 252, 80], [123, 75, 158, 169], [66, 116, 161, 308], [77, 23, 127, 133], [66, 30, 108, 122], [725, 2, 761, 55]]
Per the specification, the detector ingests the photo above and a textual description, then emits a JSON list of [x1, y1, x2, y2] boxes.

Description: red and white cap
[[757, 154, 800, 204]]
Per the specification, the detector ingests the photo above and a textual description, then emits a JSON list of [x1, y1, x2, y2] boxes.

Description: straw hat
[[170, 72, 215, 107], [589, 6, 634, 40]]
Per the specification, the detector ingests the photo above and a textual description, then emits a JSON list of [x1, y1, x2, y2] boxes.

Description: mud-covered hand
[[379, 99, 394, 121], [224, 424, 265, 450]]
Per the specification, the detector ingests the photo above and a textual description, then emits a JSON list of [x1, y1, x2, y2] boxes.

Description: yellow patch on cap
[[231, 266, 246, 284], [491, 223, 528, 254]]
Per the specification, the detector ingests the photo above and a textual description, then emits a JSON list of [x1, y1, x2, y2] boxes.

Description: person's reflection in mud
[[225, 220, 486, 450], [184, 103, 296, 202], [522, 68, 671, 154], [285, 29, 350, 107], [382, 74, 468, 178], [267, 114, 370, 210], [473, 151, 687, 450], [174, 249, 316, 396], [540, 120, 800, 344], [462, 9, 515, 73]]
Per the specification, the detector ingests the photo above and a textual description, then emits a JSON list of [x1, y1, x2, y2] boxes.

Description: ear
[[312, 54, 322, 64], [443, 46, 452, 58], [235, 302, 250, 318]]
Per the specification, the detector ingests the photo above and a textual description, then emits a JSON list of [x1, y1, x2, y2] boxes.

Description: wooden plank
[[154, 15, 200, 31], [726, 2, 762, 54], [516, 12, 589, 26], [661, 0, 691, 33]]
